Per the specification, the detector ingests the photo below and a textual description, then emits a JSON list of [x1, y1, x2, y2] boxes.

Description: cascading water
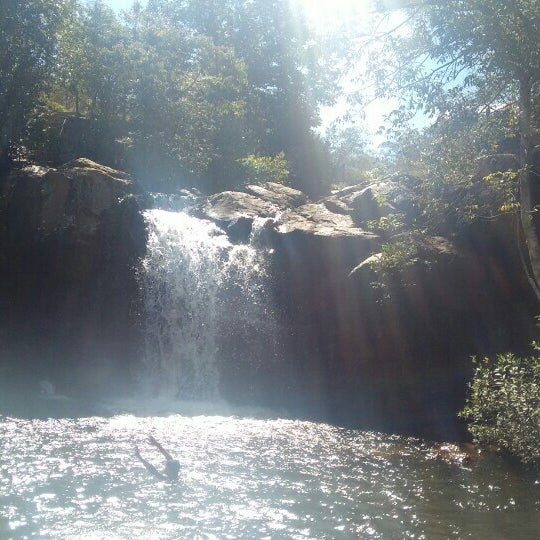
[[139, 209, 272, 400]]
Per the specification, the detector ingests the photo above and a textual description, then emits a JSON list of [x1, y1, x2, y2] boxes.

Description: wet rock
[[432, 443, 481, 465], [226, 216, 254, 244]]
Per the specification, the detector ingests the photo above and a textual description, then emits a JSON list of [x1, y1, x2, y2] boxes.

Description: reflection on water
[[0, 411, 539, 539]]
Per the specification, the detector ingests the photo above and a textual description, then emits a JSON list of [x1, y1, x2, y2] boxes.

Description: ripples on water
[[1, 410, 539, 539]]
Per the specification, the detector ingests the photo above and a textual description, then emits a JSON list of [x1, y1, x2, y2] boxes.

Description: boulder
[[200, 190, 279, 243], [1, 158, 135, 238], [202, 183, 378, 242], [203, 191, 278, 223], [278, 202, 378, 239], [351, 182, 395, 223], [322, 196, 353, 215], [245, 182, 308, 209], [322, 177, 418, 228]]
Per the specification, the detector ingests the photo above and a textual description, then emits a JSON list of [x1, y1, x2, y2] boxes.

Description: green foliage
[[365, 0, 539, 126], [147, 0, 338, 194], [0, 0, 67, 166], [25, 100, 70, 163], [365, 236, 424, 299], [365, 214, 405, 235], [483, 170, 521, 214], [120, 11, 249, 189], [326, 124, 381, 187], [460, 348, 540, 468], [377, 239, 419, 271], [349, 0, 540, 238], [300, 0, 540, 305], [23, 1, 252, 191], [386, 105, 522, 233], [12, 0, 339, 194], [238, 152, 290, 185]]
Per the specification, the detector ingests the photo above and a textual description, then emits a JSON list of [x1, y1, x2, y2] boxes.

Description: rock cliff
[[0, 159, 147, 401], [1, 159, 536, 438], [200, 178, 538, 438]]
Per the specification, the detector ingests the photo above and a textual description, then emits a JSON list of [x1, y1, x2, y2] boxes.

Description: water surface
[[1, 411, 538, 539]]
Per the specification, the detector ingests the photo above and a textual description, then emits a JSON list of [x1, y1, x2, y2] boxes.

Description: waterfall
[[139, 209, 271, 400]]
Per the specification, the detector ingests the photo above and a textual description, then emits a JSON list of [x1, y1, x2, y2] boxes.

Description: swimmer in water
[[135, 435, 180, 481]]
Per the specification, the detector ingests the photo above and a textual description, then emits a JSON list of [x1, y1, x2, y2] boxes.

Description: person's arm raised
[[148, 435, 174, 461]]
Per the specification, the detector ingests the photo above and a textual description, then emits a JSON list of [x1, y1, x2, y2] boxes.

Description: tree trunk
[[518, 77, 540, 301]]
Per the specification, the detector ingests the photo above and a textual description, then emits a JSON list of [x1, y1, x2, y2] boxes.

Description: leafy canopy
[[0, 0, 67, 167]]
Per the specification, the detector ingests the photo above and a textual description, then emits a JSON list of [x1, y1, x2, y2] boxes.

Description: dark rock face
[[203, 180, 537, 439], [0, 159, 147, 400], [1, 163, 536, 438]]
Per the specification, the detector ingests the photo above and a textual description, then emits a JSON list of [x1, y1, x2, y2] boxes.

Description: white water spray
[[140, 209, 270, 400]]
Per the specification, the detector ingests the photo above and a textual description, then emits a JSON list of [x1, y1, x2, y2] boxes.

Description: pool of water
[[1, 409, 539, 539]]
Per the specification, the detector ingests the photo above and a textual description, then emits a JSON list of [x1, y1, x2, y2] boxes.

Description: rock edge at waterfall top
[[200, 181, 387, 240]]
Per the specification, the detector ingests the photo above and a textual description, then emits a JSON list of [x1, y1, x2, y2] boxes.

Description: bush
[[238, 152, 289, 185], [459, 347, 540, 468]]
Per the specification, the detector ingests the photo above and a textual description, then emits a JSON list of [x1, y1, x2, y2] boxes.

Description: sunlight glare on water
[[1, 413, 539, 539]]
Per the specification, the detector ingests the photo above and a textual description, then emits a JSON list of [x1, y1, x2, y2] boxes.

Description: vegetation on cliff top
[[1, 0, 342, 195]]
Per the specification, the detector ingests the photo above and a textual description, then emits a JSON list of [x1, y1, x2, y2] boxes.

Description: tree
[[0, 0, 66, 168], [150, 0, 339, 195], [326, 124, 380, 187], [385, 100, 521, 234], [121, 8, 249, 191], [238, 152, 290, 185], [55, 0, 89, 115], [34, 2, 249, 191], [355, 0, 540, 295]]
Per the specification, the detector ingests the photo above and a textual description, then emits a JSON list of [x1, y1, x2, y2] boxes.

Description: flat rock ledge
[[278, 203, 378, 239]]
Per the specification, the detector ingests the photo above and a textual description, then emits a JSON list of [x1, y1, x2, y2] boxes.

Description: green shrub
[[238, 152, 289, 185], [460, 347, 540, 467]]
